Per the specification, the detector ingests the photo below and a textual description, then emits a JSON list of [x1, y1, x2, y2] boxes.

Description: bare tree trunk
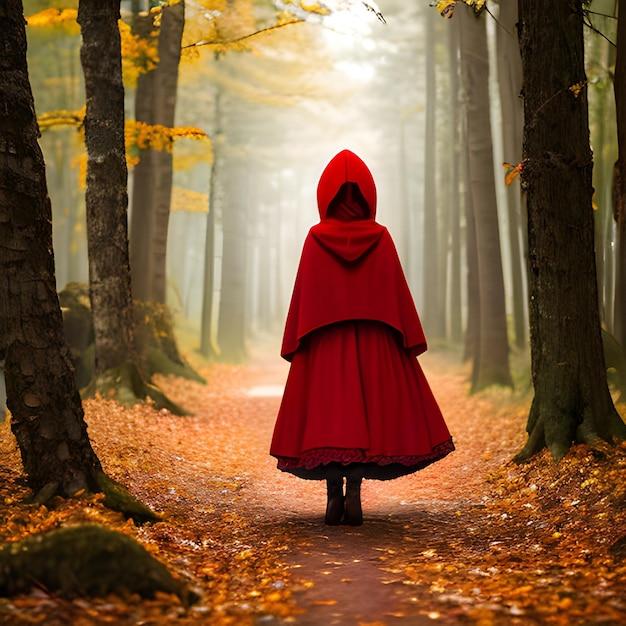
[[422, 6, 441, 338], [129, 1, 185, 305], [515, 0, 626, 462], [217, 154, 248, 363], [447, 14, 463, 344], [463, 135, 479, 365], [613, 0, 626, 351], [496, 0, 527, 350], [129, 8, 156, 303], [0, 0, 103, 498], [458, 3, 512, 391], [589, 12, 616, 331], [199, 90, 222, 360], [78, 0, 135, 375]]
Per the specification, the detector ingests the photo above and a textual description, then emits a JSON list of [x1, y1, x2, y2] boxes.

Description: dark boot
[[325, 476, 344, 525], [343, 476, 363, 526]]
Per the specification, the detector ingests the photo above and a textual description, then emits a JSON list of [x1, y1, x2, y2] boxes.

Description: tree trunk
[[128, 9, 156, 303], [199, 89, 222, 360], [458, 3, 513, 390], [590, 13, 616, 331], [217, 155, 248, 363], [78, 0, 135, 374], [614, 0, 626, 352], [130, 1, 185, 305], [496, 0, 527, 350], [447, 13, 463, 345], [422, 6, 441, 339], [515, 0, 626, 462], [0, 0, 103, 498], [463, 135, 479, 364]]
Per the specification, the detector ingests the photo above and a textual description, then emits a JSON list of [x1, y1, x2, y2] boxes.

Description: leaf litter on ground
[[0, 343, 624, 625]]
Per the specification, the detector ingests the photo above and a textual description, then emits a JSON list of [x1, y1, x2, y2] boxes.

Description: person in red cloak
[[270, 149, 454, 526]]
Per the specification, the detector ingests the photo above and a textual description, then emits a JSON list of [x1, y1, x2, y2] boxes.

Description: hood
[[316, 150, 377, 220], [312, 150, 383, 262], [311, 219, 385, 262]]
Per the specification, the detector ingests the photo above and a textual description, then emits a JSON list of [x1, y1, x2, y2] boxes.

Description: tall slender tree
[[458, 3, 512, 391], [447, 13, 463, 344], [130, 0, 185, 305], [496, 0, 527, 351], [614, 0, 626, 353], [515, 0, 626, 461], [216, 148, 248, 362], [77, 0, 135, 376], [422, 5, 441, 338], [77, 0, 189, 412]]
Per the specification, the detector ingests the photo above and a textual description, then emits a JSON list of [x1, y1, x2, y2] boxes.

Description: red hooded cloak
[[270, 150, 454, 479]]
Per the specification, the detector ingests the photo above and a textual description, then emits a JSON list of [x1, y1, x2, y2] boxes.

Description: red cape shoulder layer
[[280, 220, 427, 361]]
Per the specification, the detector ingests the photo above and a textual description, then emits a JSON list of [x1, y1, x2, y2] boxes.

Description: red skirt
[[270, 320, 454, 480]]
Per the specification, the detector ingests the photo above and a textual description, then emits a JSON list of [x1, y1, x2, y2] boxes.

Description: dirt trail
[[155, 340, 529, 625], [3, 337, 625, 625]]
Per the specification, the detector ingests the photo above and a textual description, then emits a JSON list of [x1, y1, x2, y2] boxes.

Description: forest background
[[20, 0, 539, 367], [18, 0, 624, 388], [1, 0, 626, 622]]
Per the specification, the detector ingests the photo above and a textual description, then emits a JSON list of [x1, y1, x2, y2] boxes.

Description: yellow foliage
[[171, 187, 209, 213], [276, 11, 303, 26], [119, 20, 159, 88], [72, 154, 87, 190], [299, 1, 330, 17], [150, 0, 183, 13], [569, 81, 585, 99], [465, 0, 486, 12], [435, 0, 486, 18], [38, 109, 84, 131], [436, 0, 456, 18], [182, 0, 259, 51], [26, 8, 79, 33], [126, 120, 210, 154]]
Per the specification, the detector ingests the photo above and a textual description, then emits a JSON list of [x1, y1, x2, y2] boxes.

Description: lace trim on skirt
[[275, 438, 455, 475]]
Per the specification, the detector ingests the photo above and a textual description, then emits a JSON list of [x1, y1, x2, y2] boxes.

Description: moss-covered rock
[[0, 524, 198, 605]]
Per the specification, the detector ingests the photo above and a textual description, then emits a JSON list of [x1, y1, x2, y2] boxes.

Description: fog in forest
[[23, 0, 619, 364]]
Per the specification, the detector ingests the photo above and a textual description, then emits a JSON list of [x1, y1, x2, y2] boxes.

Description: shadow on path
[[259, 504, 476, 625]]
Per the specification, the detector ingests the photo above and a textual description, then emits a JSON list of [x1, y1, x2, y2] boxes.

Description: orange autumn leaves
[[1, 352, 626, 624]]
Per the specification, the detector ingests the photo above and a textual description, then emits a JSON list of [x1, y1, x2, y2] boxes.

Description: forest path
[[3, 337, 625, 625], [153, 338, 531, 625]]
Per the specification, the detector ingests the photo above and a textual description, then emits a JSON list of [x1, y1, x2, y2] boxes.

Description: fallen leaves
[[0, 348, 625, 625]]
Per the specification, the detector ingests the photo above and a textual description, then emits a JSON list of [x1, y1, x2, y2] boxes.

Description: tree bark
[[447, 14, 463, 345], [496, 0, 527, 350], [128, 8, 156, 303], [458, 4, 513, 390], [78, 0, 135, 375], [130, 1, 185, 305], [614, 0, 626, 352], [422, 6, 441, 339], [515, 0, 626, 462], [199, 89, 222, 360], [0, 0, 103, 498]]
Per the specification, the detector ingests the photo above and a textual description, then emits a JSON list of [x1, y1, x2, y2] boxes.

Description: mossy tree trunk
[[0, 0, 102, 498], [515, 0, 626, 462]]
